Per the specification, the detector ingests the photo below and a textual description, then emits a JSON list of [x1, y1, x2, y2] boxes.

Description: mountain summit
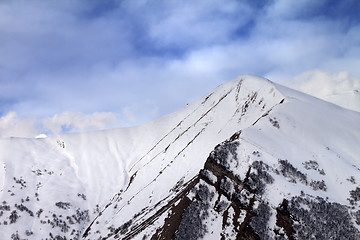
[[1, 75, 360, 239]]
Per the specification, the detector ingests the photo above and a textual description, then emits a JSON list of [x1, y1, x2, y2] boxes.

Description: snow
[[83, 75, 286, 237], [240, 83, 360, 206], [0, 160, 4, 198], [0, 74, 359, 239], [35, 134, 47, 139]]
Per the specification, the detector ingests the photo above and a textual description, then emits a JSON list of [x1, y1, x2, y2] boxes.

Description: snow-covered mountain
[[321, 89, 360, 112], [0, 75, 359, 240]]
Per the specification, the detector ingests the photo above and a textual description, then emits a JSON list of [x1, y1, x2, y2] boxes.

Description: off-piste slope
[[84, 76, 360, 240], [0, 75, 359, 240]]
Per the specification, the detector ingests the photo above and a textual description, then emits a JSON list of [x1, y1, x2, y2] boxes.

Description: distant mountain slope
[[322, 89, 360, 112], [0, 75, 359, 240]]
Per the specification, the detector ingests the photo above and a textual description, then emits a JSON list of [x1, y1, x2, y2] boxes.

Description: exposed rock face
[[91, 133, 360, 240], [78, 77, 360, 239], [148, 137, 359, 240]]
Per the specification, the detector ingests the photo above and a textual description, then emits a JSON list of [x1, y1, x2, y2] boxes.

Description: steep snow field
[[85, 76, 287, 238], [0, 75, 359, 239]]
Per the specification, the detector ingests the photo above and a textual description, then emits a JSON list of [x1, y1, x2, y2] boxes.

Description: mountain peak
[[207, 74, 280, 102], [222, 74, 273, 86], [1, 75, 359, 240], [82, 76, 360, 239]]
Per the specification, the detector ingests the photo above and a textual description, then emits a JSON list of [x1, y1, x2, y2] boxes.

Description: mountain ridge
[[0, 75, 359, 239], [84, 75, 287, 238]]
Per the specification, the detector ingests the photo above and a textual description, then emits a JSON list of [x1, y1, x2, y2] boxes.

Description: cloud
[[146, 0, 255, 50], [0, 0, 359, 135], [288, 70, 360, 112], [0, 111, 38, 138], [0, 111, 122, 138], [42, 111, 120, 133]]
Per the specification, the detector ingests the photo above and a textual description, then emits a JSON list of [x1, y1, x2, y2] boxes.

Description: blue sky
[[1, 0, 360, 137]]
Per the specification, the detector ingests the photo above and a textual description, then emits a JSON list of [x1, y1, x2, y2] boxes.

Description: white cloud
[[1, 0, 359, 132], [42, 111, 120, 133], [0, 111, 122, 138], [288, 70, 360, 112], [121, 107, 137, 123], [147, 0, 253, 49], [0, 111, 38, 138]]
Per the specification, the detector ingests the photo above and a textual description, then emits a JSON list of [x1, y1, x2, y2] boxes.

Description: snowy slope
[[82, 76, 287, 239], [84, 76, 360, 240], [322, 89, 360, 112], [0, 75, 360, 240], [0, 105, 196, 239]]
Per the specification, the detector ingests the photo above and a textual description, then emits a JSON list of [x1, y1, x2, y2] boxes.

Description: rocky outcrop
[[107, 132, 360, 240]]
